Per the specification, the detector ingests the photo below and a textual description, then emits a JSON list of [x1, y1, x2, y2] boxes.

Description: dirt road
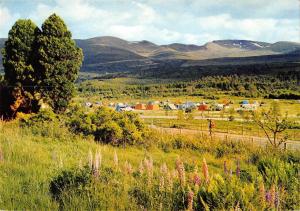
[[150, 125, 300, 150]]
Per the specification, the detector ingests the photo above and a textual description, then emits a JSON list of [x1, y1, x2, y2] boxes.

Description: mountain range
[[1, 36, 300, 77]]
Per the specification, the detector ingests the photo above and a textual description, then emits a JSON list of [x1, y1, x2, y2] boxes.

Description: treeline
[[78, 72, 300, 99]]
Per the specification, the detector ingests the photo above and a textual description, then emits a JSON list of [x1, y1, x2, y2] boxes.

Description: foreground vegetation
[[0, 108, 299, 210]]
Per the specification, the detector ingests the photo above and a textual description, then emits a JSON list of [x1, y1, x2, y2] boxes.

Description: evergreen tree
[[37, 14, 83, 113], [1, 19, 41, 117]]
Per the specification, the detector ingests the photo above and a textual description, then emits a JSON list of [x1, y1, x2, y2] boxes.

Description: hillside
[[1, 36, 300, 76]]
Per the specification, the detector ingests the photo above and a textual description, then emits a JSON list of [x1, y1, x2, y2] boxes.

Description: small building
[[135, 103, 146, 110], [85, 102, 93, 108], [116, 104, 134, 112], [241, 104, 258, 111], [178, 102, 196, 110], [241, 100, 249, 105], [146, 104, 160, 110], [165, 103, 177, 110], [221, 99, 230, 106], [198, 104, 209, 111], [215, 104, 224, 111], [116, 103, 125, 112]]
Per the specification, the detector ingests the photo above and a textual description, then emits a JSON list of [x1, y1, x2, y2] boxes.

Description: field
[[1, 118, 299, 210], [1, 77, 300, 210], [75, 77, 300, 143]]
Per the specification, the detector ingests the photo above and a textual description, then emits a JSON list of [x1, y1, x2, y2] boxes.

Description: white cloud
[[0, 7, 20, 37], [0, 0, 299, 44], [0, 7, 12, 28]]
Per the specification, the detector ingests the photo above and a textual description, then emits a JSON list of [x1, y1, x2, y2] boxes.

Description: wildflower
[[124, 160, 133, 175], [187, 190, 194, 211], [236, 160, 240, 177], [159, 176, 165, 192], [171, 169, 178, 179], [144, 157, 153, 186], [93, 151, 101, 177], [223, 160, 228, 175], [165, 172, 173, 191], [114, 150, 118, 168], [160, 163, 168, 175], [139, 161, 144, 175], [202, 158, 209, 184], [193, 172, 201, 186], [176, 158, 185, 186], [269, 185, 276, 208], [275, 190, 280, 209], [259, 182, 266, 205]]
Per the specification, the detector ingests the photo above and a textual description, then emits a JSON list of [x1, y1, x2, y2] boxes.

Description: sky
[[0, 0, 299, 45]]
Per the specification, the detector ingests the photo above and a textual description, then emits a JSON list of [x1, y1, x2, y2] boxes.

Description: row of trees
[[78, 73, 300, 100], [0, 14, 83, 118]]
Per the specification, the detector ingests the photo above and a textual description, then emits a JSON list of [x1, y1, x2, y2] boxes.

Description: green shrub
[[49, 166, 92, 201], [195, 175, 257, 210], [257, 157, 300, 209], [67, 107, 147, 145]]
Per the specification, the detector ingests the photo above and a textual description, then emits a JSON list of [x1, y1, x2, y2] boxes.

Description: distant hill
[[74, 37, 300, 73], [1, 36, 300, 76]]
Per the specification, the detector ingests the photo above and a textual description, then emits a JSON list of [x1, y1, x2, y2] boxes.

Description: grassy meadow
[[0, 110, 299, 210]]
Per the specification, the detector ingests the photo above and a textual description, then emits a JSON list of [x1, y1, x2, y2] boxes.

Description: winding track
[[149, 125, 300, 151]]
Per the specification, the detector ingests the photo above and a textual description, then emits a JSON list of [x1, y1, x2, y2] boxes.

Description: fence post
[[284, 143, 287, 150]]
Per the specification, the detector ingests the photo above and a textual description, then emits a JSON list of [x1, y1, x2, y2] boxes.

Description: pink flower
[[159, 176, 165, 192], [259, 182, 266, 204], [160, 163, 168, 175], [124, 160, 133, 175], [202, 158, 209, 184], [139, 161, 144, 175], [176, 158, 185, 186], [193, 173, 201, 186], [187, 190, 194, 210]]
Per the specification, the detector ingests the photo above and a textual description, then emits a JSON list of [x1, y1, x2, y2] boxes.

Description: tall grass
[[0, 119, 299, 210]]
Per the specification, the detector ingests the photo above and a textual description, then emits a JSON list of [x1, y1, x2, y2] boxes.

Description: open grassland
[[0, 119, 299, 210]]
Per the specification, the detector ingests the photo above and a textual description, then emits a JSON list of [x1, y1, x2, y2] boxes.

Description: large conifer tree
[[37, 13, 83, 113], [1, 19, 41, 117]]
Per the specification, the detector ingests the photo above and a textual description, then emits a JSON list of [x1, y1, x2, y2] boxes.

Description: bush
[[20, 109, 73, 140], [67, 107, 147, 145], [195, 175, 257, 210], [49, 166, 92, 201], [257, 157, 300, 209]]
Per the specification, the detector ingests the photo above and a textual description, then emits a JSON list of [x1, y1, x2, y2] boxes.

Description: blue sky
[[0, 0, 299, 45]]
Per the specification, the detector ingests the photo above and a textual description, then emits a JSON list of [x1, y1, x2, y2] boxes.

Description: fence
[[145, 118, 300, 142]]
